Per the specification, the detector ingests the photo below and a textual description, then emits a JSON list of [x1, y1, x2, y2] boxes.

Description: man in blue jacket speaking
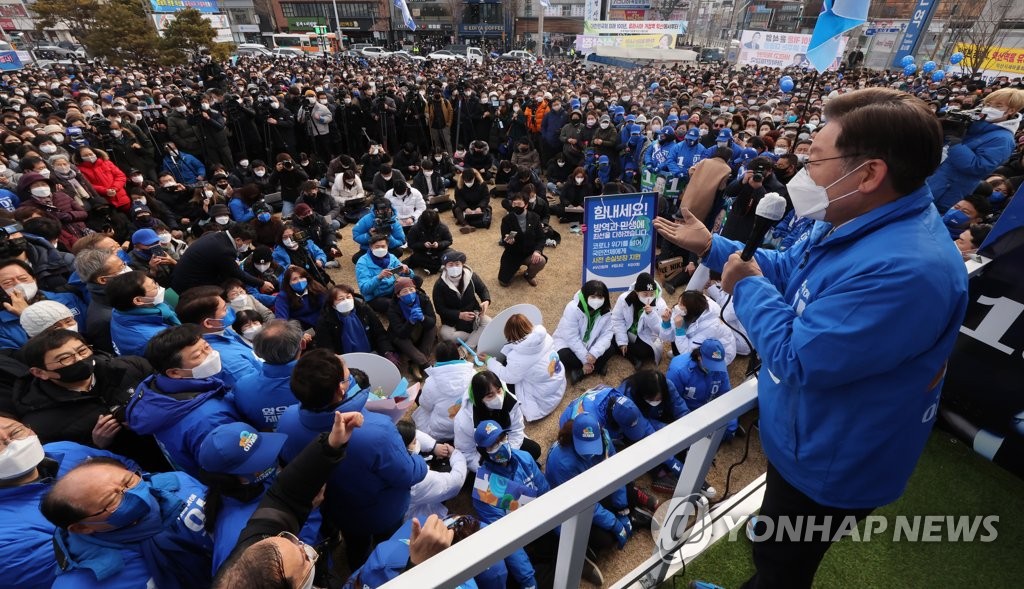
[[655, 88, 969, 588]]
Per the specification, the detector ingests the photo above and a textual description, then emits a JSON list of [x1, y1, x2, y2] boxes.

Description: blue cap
[[131, 228, 160, 246], [700, 339, 728, 372], [625, 113, 636, 123], [572, 413, 604, 457], [198, 422, 287, 483], [685, 128, 701, 141], [569, 98, 581, 110], [611, 396, 649, 441], [739, 147, 758, 161], [659, 127, 675, 139], [665, 115, 679, 125], [474, 420, 506, 449], [716, 128, 733, 142], [598, 154, 610, 164]]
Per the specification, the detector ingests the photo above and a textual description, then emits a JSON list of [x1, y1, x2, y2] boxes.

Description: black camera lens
[[752, 173, 764, 182]]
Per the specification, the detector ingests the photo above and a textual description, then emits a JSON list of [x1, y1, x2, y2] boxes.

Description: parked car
[[360, 46, 391, 59], [272, 47, 305, 59], [390, 50, 425, 63], [237, 43, 272, 57], [428, 48, 484, 65], [30, 45, 82, 59], [498, 50, 537, 63]]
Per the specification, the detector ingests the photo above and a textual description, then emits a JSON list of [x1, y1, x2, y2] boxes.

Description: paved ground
[[325, 196, 766, 586]]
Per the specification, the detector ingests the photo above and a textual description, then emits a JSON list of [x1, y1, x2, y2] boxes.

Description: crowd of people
[[0, 48, 1020, 589]]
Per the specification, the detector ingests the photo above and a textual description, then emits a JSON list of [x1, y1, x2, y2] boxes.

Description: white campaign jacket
[[661, 295, 738, 364], [453, 391, 526, 472], [385, 186, 426, 224], [331, 174, 365, 205], [413, 359, 477, 441], [407, 433, 468, 523], [551, 292, 615, 363], [611, 286, 669, 363], [706, 282, 751, 356], [486, 325, 567, 422]]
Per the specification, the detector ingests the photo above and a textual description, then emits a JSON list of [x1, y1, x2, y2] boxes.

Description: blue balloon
[[950, 52, 964, 65], [922, 60, 937, 73], [932, 70, 946, 82], [903, 63, 918, 75], [900, 55, 915, 67], [779, 76, 794, 93]]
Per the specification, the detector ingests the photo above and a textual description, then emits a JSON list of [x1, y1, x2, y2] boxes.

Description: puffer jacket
[[485, 325, 566, 421], [611, 286, 669, 361], [432, 265, 489, 333], [927, 114, 1019, 211], [660, 296, 738, 364], [76, 151, 129, 210], [412, 359, 477, 441], [552, 291, 615, 363]]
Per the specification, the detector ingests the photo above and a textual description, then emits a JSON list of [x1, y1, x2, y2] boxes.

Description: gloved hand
[[613, 515, 632, 549]]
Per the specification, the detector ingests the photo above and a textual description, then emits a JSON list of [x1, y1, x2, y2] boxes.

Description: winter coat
[[540, 108, 569, 146], [272, 241, 327, 275], [202, 329, 261, 388], [666, 354, 733, 411], [927, 115, 1019, 211], [162, 151, 206, 186], [667, 140, 707, 177], [552, 291, 615, 363], [0, 291, 86, 350], [386, 289, 436, 341], [660, 297, 737, 364], [233, 359, 300, 430], [126, 374, 245, 477], [406, 217, 453, 261], [511, 146, 541, 170], [370, 170, 406, 199], [411, 170, 446, 199], [352, 210, 406, 252], [313, 300, 393, 355], [110, 305, 179, 357], [432, 266, 490, 333], [525, 99, 549, 134], [611, 287, 669, 362], [166, 110, 202, 154], [454, 172, 490, 211], [703, 184, 968, 508], [680, 156, 732, 226], [356, 251, 413, 302], [707, 282, 751, 355], [485, 325, 566, 421], [407, 434, 467, 523], [331, 174, 366, 206], [453, 389, 527, 473], [385, 186, 427, 224], [16, 172, 90, 249], [273, 288, 326, 330], [275, 386, 428, 535], [298, 100, 333, 136], [546, 435, 627, 534], [413, 359, 477, 441]]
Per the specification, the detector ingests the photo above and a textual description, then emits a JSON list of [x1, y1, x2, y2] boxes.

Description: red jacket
[[78, 156, 129, 211]]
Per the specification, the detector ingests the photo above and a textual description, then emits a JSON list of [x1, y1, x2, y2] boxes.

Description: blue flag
[[806, 0, 869, 73], [394, 0, 416, 31], [539, 0, 551, 8]]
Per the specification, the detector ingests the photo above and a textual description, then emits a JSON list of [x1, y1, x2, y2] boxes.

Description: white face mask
[[796, 153, 809, 164], [189, 350, 222, 379], [239, 160, 249, 168], [575, 177, 584, 185], [254, 169, 266, 177], [600, 122, 610, 129], [335, 298, 355, 313], [255, 262, 271, 273], [648, 399, 662, 407], [6, 281, 38, 301], [146, 286, 166, 306], [215, 216, 230, 225], [464, 180, 474, 187], [282, 238, 298, 249], [981, 106, 1005, 120], [446, 265, 463, 278], [785, 162, 866, 221], [0, 435, 45, 480], [587, 296, 605, 309], [158, 233, 172, 244], [639, 295, 654, 305], [408, 439, 421, 455], [175, 105, 187, 113], [131, 175, 144, 183], [229, 294, 250, 309], [774, 147, 788, 156], [371, 247, 388, 258], [242, 324, 263, 340], [37, 169, 51, 179], [483, 393, 504, 410]]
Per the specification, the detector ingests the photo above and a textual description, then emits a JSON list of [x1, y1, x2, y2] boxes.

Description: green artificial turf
[[667, 432, 1024, 588]]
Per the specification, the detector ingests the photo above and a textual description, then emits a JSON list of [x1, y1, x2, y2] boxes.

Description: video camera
[[939, 108, 983, 141], [750, 161, 772, 183]]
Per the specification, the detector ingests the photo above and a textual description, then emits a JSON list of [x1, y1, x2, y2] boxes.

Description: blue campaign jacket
[[472, 450, 549, 587], [926, 116, 1018, 211], [560, 386, 654, 443], [0, 291, 86, 349], [273, 288, 326, 329], [355, 252, 414, 302], [345, 519, 507, 589], [644, 140, 674, 173], [110, 305, 180, 357], [704, 185, 968, 508], [667, 140, 707, 177], [162, 152, 205, 185], [276, 385, 427, 535], [126, 374, 245, 477], [212, 490, 321, 572], [52, 471, 212, 589], [546, 435, 627, 534], [619, 377, 690, 430], [0, 443, 136, 589], [202, 330, 260, 388], [233, 359, 300, 430], [666, 355, 737, 434], [272, 241, 328, 274], [352, 211, 406, 252], [227, 197, 254, 223]]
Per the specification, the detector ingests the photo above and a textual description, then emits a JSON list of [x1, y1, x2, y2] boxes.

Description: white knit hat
[[20, 300, 74, 337]]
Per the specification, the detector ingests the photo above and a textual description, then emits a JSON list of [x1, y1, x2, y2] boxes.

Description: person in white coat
[[553, 280, 616, 385], [397, 420, 468, 523], [413, 341, 478, 442], [453, 370, 541, 472], [611, 272, 669, 369], [484, 313, 567, 422], [660, 289, 737, 365], [706, 279, 751, 356], [384, 179, 426, 228], [331, 169, 369, 222]]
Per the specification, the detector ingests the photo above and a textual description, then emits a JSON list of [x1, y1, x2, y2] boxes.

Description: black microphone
[[741, 192, 788, 261]]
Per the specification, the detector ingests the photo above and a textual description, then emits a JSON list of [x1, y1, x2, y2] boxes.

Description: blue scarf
[[369, 251, 391, 269], [122, 303, 181, 326], [398, 293, 424, 323], [338, 309, 372, 353], [53, 473, 211, 589]]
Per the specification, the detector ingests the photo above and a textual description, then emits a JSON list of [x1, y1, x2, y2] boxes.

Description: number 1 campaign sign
[[583, 192, 657, 291]]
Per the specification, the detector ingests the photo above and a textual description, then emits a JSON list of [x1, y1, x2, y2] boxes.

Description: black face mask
[[55, 356, 94, 382], [512, 206, 526, 214]]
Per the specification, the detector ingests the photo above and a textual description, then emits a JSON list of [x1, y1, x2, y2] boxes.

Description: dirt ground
[[324, 196, 765, 586]]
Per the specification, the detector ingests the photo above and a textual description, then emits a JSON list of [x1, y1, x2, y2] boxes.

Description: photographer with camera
[[197, 91, 233, 168], [268, 153, 309, 218], [104, 120, 156, 181], [165, 97, 204, 157], [721, 155, 788, 242], [256, 93, 297, 160], [927, 88, 1023, 212]]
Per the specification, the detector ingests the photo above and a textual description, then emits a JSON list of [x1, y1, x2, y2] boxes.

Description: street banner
[[583, 192, 657, 291], [736, 30, 846, 70]]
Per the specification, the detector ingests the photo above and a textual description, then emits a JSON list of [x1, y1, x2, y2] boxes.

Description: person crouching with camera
[[720, 155, 788, 243]]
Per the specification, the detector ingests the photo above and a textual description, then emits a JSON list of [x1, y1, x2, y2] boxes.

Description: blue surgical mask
[[292, 279, 308, 292], [105, 480, 156, 529], [990, 191, 1006, 204], [219, 307, 236, 330], [400, 292, 417, 304], [489, 441, 512, 464], [257, 212, 271, 223], [942, 208, 970, 229]]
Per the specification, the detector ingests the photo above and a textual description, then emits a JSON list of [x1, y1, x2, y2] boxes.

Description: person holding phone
[[498, 192, 547, 287]]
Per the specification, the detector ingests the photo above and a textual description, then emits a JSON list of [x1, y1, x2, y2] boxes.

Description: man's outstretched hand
[[408, 514, 455, 565], [653, 208, 712, 256]]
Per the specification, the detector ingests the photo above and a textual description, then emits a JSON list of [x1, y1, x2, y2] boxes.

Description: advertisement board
[[736, 30, 846, 70]]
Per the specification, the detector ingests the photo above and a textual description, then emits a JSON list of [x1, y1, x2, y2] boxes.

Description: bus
[[271, 33, 340, 54]]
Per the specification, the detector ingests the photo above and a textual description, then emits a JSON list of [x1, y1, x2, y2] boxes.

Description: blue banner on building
[[150, 0, 218, 14], [583, 192, 657, 291], [892, 0, 938, 68], [0, 51, 22, 71]]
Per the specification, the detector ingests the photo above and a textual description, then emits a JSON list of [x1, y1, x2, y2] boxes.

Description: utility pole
[[332, 0, 342, 48], [536, 0, 544, 59]]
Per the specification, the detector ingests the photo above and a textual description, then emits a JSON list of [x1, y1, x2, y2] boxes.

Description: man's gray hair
[[73, 248, 115, 283], [253, 319, 304, 364]]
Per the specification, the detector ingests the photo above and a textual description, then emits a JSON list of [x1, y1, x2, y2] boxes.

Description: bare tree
[[949, 0, 1015, 77], [653, 0, 690, 20], [444, 0, 466, 31], [503, 0, 522, 49]]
